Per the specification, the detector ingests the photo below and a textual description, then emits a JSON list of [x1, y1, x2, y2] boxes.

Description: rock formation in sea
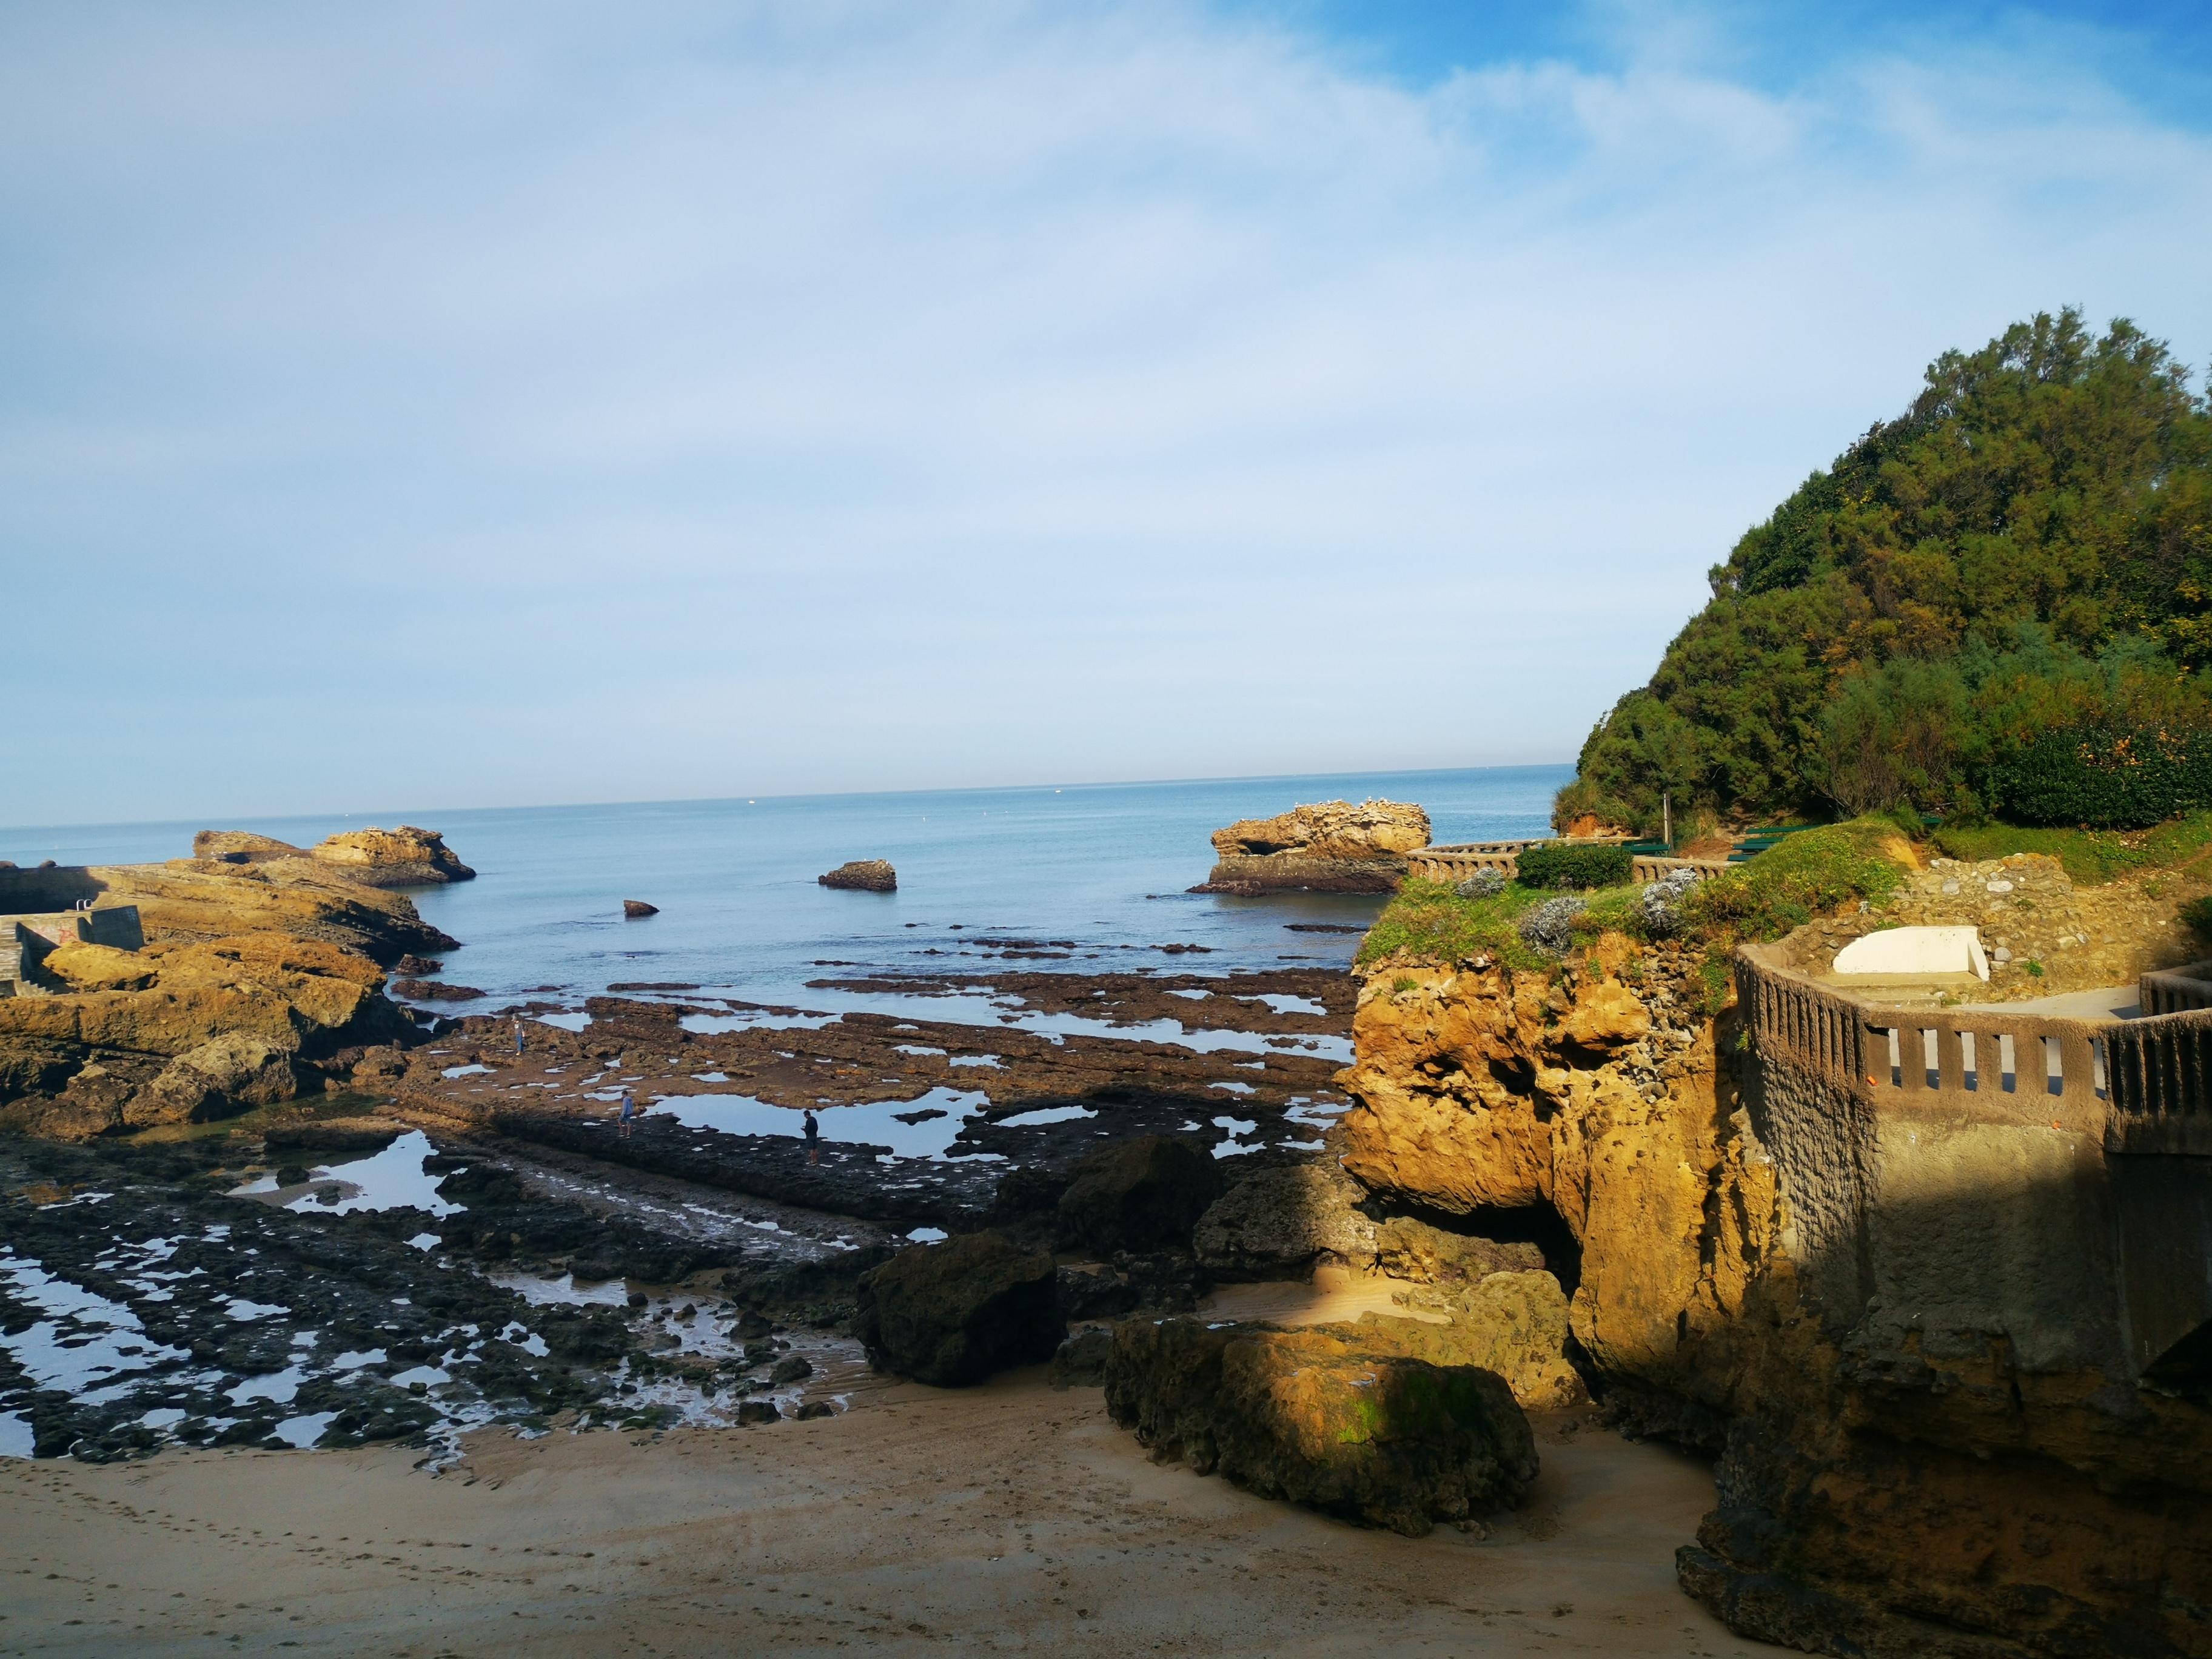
[[1191, 799, 1430, 894], [192, 825, 476, 887], [622, 899, 659, 917], [819, 859, 897, 892], [1337, 878, 2212, 1656]]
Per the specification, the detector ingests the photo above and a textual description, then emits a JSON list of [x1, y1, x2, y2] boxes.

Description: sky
[[4, 0, 2210, 828]]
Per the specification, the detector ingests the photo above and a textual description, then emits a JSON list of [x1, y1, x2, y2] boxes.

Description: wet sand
[[1, 1375, 1771, 1658]]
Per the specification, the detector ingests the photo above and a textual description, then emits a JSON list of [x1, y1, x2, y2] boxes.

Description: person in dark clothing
[[802, 1108, 820, 1165]]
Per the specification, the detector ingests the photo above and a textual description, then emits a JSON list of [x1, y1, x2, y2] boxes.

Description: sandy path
[[1, 1375, 1770, 1658]]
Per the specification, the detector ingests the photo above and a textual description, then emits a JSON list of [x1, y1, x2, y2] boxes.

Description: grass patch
[[1681, 819, 1906, 949], [1359, 817, 1914, 975], [1356, 877, 1547, 970], [1930, 810, 2212, 885], [2182, 895, 2212, 945]]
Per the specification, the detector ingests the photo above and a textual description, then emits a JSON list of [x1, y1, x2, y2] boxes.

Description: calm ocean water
[[1, 766, 1568, 1008]]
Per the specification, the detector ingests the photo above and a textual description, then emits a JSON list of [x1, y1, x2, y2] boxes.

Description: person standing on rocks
[[803, 1108, 820, 1166], [619, 1088, 637, 1139], [513, 1017, 526, 1056]]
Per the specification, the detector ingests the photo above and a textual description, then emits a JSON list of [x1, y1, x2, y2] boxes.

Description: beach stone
[[768, 1354, 814, 1384], [736, 1400, 782, 1425], [622, 899, 660, 917], [819, 859, 897, 893], [1057, 1135, 1222, 1254], [855, 1230, 1063, 1386], [1104, 1318, 1538, 1537], [1193, 1162, 1377, 1279], [1049, 1327, 1115, 1389]]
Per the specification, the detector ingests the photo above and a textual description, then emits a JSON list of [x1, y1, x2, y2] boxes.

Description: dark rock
[[622, 900, 659, 918], [391, 979, 488, 1002], [1195, 1162, 1378, 1280], [794, 1400, 836, 1421], [394, 955, 446, 976], [768, 1354, 814, 1384], [819, 859, 897, 893], [854, 1231, 1063, 1386], [736, 1400, 782, 1426], [1057, 1136, 1222, 1254], [264, 1122, 404, 1157], [1050, 1327, 1114, 1389], [1105, 1318, 1538, 1537]]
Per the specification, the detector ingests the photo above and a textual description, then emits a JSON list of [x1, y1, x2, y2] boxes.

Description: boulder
[[1338, 1269, 1584, 1410], [1194, 800, 1430, 894], [132, 1033, 299, 1126], [819, 860, 897, 893], [1057, 1136, 1223, 1254], [854, 1231, 1064, 1386], [1372, 1216, 1544, 1283], [307, 826, 475, 888], [41, 942, 157, 993], [1104, 1318, 1538, 1536], [1193, 1161, 1378, 1279], [622, 900, 659, 918], [1049, 1327, 1115, 1389]]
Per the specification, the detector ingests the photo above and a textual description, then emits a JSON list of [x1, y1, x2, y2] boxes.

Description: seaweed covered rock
[[854, 1231, 1063, 1386], [1105, 1318, 1537, 1536], [819, 860, 897, 892], [1193, 1161, 1376, 1279], [1057, 1135, 1222, 1254]]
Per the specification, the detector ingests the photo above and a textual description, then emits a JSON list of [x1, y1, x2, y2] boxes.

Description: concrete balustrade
[[1404, 842, 1730, 884]]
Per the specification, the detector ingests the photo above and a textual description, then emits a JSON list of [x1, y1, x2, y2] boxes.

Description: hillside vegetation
[[1558, 310, 2212, 837]]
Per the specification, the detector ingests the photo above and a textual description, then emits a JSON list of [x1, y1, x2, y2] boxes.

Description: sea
[[0, 766, 1569, 1011]]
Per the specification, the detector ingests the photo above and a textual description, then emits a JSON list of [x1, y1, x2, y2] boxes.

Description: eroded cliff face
[[1196, 799, 1432, 894], [1336, 939, 2212, 1659], [1337, 943, 1777, 1435]]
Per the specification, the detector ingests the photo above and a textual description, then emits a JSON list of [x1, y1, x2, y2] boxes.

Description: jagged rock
[[394, 955, 445, 976], [391, 979, 487, 1002], [735, 1400, 782, 1425], [1104, 1318, 1537, 1536], [41, 942, 158, 993], [1056, 1135, 1222, 1254], [1193, 1162, 1378, 1279], [1193, 800, 1431, 894], [854, 1231, 1063, 1386], [622, 900, 659, 917], [191, 830, 298, 862], [1336, 1270, 1583, 1410], [819, 860, 897, 893], [306, 826, 475, 888], [132, 1033, 299, 1127]]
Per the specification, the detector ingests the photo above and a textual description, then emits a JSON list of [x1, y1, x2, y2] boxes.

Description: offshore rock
[[1194, 799, 1430, 894], [819, 859, 897, 893], [622, 899, 659, 917], [854, 1231, 1064, 1386], [1104, 1318, 1537, 1537], [1193, 1161, 1377, 1279], [1056, 1134, 1222, 1255]]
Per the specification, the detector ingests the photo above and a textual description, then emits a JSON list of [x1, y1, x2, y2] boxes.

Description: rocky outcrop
[[0, 857, 456, 965], [1104, 1318, 1538, 1537], [1056, 1135, 1223, 1253], [1337, 924, 2212, 1656], [819, 860, 897, 893], [1193, 799, 1431, 895], [1193, 1161, 1376, 1278], [854, 1232, 1064, 1386], [193, 826, 475, 888], [305, 826, 475, 887], [622, 900, 659, 917]]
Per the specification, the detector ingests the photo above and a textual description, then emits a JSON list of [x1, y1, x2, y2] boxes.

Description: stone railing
[[2141, 959, 2212, 1016], [1406, 842, 1729, 885], [1738, 943, 2212, 1155]]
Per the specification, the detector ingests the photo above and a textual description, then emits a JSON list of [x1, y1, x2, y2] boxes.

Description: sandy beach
[[0, 1372, 1768, 1658]]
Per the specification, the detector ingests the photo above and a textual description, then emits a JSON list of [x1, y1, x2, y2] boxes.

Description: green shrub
[[1514, 842, 1633, 891], [2182, 896, 2212, 943], [1989, 725, 2212, 829], [1681, 820, 1905, 947], [1357, 879, 1546, 971]]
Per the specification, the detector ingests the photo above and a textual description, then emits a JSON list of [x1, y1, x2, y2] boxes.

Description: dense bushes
[[1988, 725, 2212, 829], [1513, 842, 1632, 890], [1561, 310, 2212, 832]]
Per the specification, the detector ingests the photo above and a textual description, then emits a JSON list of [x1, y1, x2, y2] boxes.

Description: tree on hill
[[1560, 309, 2212, 836]]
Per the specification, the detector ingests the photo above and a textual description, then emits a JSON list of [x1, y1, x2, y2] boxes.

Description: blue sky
[[4, 0, 2210, 826]]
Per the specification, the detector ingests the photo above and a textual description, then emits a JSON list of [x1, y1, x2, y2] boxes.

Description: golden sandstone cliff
[[1337, 916, 2212, 1658]]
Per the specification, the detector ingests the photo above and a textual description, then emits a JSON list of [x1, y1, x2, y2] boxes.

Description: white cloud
[[1, 1, 2208, 822]]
